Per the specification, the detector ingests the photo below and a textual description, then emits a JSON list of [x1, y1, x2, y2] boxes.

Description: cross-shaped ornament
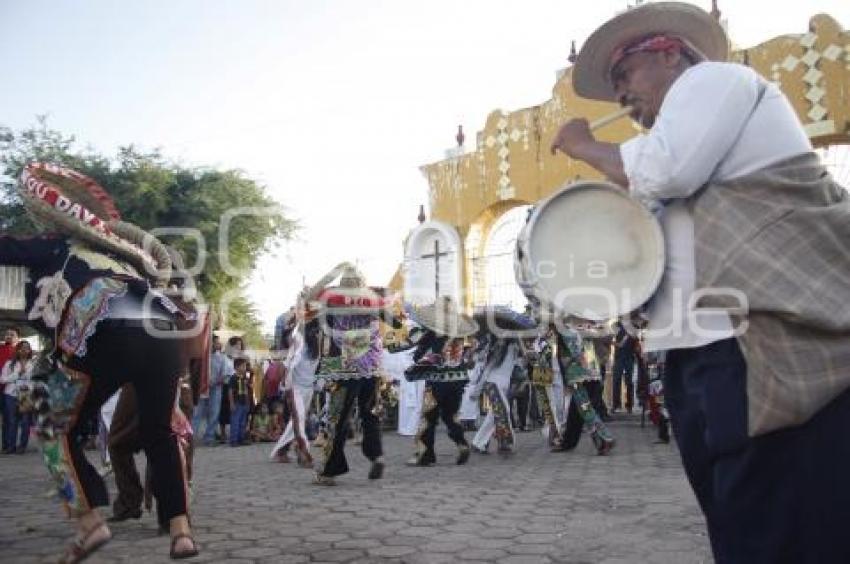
[[420, 239, 450, 298]]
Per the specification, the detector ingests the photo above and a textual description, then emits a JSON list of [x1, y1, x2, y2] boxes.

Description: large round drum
[[515, 181, 664, 321]]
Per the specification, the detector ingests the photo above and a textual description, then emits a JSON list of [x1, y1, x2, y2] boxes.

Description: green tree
[[1, 118, 296, 346]]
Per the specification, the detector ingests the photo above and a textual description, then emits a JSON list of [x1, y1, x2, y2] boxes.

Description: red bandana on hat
[[610, 34, 689, 72]]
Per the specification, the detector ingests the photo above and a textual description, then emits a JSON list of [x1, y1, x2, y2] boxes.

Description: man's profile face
[[611, 49, 684, 128]]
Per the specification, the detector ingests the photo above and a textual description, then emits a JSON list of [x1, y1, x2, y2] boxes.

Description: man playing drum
[[550, 3, 850, 563]]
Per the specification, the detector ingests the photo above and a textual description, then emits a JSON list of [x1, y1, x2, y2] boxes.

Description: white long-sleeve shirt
[[1, 358, 34, 397], [283, 325, 320, 389], [620, 62, 812, 352]]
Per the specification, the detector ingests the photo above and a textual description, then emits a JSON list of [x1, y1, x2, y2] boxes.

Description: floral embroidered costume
[[555, 328, 615, 455], [309, 264, 393, 485], [404, 298, 479, 466], [1, 164, 200, 560], [529, 335, 565, 448]]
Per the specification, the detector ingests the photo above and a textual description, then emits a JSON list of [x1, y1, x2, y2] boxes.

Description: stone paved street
[[0, 415, 711, 563]]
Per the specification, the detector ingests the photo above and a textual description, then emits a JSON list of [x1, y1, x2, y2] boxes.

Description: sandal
[[312, 473, 336, 486], [58, 523, 111, 564], [169, 533, 199, 560]]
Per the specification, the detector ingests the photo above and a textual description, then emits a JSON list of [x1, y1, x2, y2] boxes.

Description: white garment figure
[[380, 348, 421, 436], [459, 348, 486, 423], [471, 341, 518, 450], [270, 324, 319, 458]]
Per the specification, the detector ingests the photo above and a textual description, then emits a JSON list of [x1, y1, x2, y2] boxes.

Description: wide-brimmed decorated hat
[[303, 263, 394, 315], [473, 306, 537, 333], [18, 162, 173, 284], [405, 297, 478, 338], [572, 2, 729, 102]]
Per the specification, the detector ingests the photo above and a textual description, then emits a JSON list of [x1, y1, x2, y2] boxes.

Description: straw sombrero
[[18, 163, 173, 284], [405, 297, 478, 338], [572, 2, 728, 102]]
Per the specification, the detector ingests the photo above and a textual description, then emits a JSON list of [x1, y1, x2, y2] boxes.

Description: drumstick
[[588, 106, 633, 131], [550, 106, 633, 155]]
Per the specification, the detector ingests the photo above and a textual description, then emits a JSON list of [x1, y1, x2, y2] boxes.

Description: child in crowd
[[269, 401, 285, 440], [251, 404, 274, 442], [229, 358, 251, 446]]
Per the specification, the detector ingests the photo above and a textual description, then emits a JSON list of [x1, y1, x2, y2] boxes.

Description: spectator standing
[[192, 336, 228, 446], [228, 358, 251, 446], [611, 321, 636, 413], [0, 340, 35, 454]]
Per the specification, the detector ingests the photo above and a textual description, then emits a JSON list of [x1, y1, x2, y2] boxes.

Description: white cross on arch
[[420, 239, 451, 298]]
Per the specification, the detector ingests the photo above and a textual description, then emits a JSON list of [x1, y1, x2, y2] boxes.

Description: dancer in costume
[[1, 163, 199, 562], [270, 298, 321, 466], [404, 297, 478, 466], [310, 263, 391, 486], [469, 307, 536, 454], [529, 331, 565, 450], [555, 325, 615, 455], [469, 336, 521, 454]]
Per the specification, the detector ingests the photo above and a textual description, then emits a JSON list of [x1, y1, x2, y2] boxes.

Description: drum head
[[518, 181, 664, 320]]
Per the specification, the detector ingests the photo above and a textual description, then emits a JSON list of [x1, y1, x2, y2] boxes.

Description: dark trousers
[[510, 382, 530, 430], [611, 352, 635, 410], [108, 385, 144, 518], [665, 338, 850, 564], [415, 381, 467, 463], [560, 392, 583, 450], [584, 380, 608, 419], [1, 394, 16, 451], [65, 325, 188, 521], [320, 378, 382, 478]]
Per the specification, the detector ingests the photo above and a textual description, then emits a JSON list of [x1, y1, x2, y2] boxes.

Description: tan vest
[[691, 152, 850, 436]]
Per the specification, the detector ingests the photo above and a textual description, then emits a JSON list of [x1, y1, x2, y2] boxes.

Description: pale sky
[[2, 0, 847, 332]]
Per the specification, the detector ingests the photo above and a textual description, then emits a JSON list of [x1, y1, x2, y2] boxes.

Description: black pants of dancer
[[665, 338, 850, 564], [611, 351, 635, 410], [510, 382, 530, 430], [416, 380, 467, 463], [320, 378, 382, 478], [65, 324, 188, 521], [584, 380, 608, 419], [561, 393, 583, 450]]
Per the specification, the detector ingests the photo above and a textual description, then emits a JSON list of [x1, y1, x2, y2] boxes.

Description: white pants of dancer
[[98, 389, 122, 465], [398, 379, 425, 436], [270, 385, 314, 459], [472, 383, 513, 450]]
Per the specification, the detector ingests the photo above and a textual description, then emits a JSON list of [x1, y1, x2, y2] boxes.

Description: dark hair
[[304, 320, 321, 360], [4, 326, 20, 337], [12, 340, 32, 367], [233, 357, 248, 370]]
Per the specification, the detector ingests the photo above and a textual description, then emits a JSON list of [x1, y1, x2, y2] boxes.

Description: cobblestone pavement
[[0, 414, 712, 563]]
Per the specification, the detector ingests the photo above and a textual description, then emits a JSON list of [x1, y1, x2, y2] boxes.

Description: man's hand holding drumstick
[[549, 106, 632, 188]]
